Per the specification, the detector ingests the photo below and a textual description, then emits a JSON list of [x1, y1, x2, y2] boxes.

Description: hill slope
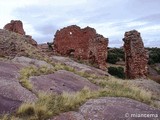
[[0, 29, 45, 60], [0, 29, 160, 120], [0, 56, 160, 120]]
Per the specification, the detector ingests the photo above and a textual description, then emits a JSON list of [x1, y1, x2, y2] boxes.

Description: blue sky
[[0, 0, 160, 47]]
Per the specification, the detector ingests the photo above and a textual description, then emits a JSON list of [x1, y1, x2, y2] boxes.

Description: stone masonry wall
[[3, 20, 37, 46], [123, 30, 148, 79], [3, 20, 25, 35], [54, 25, 108, 70]]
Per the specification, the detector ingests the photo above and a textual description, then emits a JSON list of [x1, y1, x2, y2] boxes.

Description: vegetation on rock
[[19, 66, 55, 91], [2, 68, 155, 120], [0, 28, 160, 120]]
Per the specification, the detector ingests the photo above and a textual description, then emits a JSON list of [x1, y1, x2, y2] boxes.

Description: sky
[[0, 0, 160, 47]]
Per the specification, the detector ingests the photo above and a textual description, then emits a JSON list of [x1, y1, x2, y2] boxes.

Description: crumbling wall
[[54, 25, 108, 70], [3, 20, 37, 46], [123, 30, 148, 79], [3, 20, 25, 35], [88, 34, 108, 70]]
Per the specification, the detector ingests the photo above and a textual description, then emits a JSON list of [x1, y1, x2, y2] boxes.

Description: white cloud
[[0, 0, 38, 28], [23, 21, 38, 36], [0, 0, 160, 47], [126, 21, 148, 27], [67, 18, 80, 24], [138, 25, 160, 33]]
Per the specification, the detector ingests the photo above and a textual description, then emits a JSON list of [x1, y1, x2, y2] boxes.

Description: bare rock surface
[[38, 43, 54, 56], [0, 95, 21, 114], [0, 61, 37, 114], [148, 66, 158, 76], [52, 111, 85, 120], [12, 56, 53, 68], [148, 64, 160, 84], [124, 79, 160, 100], [29, 70, 99, 94], [52, 97, 160, 120], [51, 56, 108, 76]]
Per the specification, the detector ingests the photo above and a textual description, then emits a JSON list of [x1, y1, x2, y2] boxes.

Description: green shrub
[[107, 53, 119, 64], [147, 47, 160, 64], [107, 48, 125, 64], [108, 67, 125, 79]]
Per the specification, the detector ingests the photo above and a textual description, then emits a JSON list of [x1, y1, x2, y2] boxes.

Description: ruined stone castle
[[54, 25, 108, 70], [123, 30, 148, 79]]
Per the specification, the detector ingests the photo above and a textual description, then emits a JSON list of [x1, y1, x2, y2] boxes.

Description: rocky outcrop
[[0, 61, 37, 114], [25, 35, 37, 46], [52, 97, 160, 120], [51, 56, 109, 76], [0, 95, 22, 114], [123, 79, 160, 101], [123, 30, 148, 79], [148, 64, 160, 84], [29, 70, 99, 94], [0, 29, 39, 57], [3, 20, 25, 35], [54, 25, 108, 70], [38, 43, 54, 56], [12, 56, 53, 68]]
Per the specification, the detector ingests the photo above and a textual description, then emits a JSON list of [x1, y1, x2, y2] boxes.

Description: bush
[[107, 48, 125, 64], [107, 53, 119, 64], [108, 67, 125, 79], [147, 47, 160, 64], [149, 53, 160, 64]]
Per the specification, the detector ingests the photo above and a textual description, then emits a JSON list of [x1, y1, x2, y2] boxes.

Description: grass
[[0, 115, 18, 120], [98, 81, 152, 104], [19, 65, 55, 91], [8, 87, 97, 120], [72, 58, 99, 68], [3, 75, 153, 120], [0, 30, 55, 66], [18, 62, 76, 91], [18, 63, 76, 91], [1, 61, 157, 119], [2, 26, 155, 119]]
